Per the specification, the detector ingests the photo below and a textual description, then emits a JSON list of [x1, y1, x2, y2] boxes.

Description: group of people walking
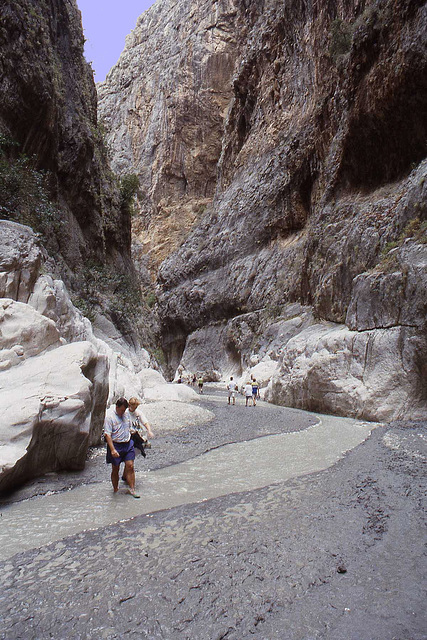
[[227, 376, 260, 406], [103, 396, 153, 498]]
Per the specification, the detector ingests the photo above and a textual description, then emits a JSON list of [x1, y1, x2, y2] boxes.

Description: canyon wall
[[98, 0, 260, 271], [0, 0, 129, 274], [0, 1, 156, 491], [0, 0, 159, 361], [100, 0, 427, 421]]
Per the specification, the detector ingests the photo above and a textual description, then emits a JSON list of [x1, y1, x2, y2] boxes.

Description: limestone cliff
[[98, 0, 258, 270], [101, 0, 427, 421], [0, 0, 158, 358]]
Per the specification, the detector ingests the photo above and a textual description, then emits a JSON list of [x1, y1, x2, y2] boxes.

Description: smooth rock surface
[[0, 341, 109, 494], [266, 323, 427, 421]]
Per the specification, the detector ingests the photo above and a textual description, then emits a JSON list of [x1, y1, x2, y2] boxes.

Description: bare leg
[[111, 465, 119, 493], [125, 460, 138, 496]]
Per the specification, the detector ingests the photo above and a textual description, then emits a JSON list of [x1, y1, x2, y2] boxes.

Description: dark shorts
[[106, 439, 135, 465]]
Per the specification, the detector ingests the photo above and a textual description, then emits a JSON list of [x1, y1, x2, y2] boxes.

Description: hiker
[[245, 381, 253, 407], [127, 396, 154, 456], [103, 397, 140, 498], [227, 376, 238, 405], [198, 376, 204, 394], [251, 378, 259, 406]]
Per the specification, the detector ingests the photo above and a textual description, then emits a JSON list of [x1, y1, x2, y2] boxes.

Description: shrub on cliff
[[119, 174, 140, 217], [0, 135, 62, 246]]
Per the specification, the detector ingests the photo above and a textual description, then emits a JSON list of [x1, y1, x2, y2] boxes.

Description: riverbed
[[0, 389, 425, 640]]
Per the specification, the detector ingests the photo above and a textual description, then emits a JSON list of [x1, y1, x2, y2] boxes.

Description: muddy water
[[0, 413, 377, 560]]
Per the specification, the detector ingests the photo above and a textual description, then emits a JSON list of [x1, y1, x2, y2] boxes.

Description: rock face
[[0, 340, 109, 494], [0, 222, 157, 493], [98, 0, 257, 271], [0, 0, 154, 362], [101, 0, 427, 421]]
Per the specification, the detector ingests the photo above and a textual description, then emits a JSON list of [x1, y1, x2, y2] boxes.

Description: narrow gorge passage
[[0, 395, 378, 561]]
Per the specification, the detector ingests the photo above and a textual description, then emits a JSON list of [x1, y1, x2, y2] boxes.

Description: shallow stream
[[0, 412, 377, 561]]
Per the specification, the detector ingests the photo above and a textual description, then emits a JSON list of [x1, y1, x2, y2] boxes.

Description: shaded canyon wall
[[100, 0, 427, 421]]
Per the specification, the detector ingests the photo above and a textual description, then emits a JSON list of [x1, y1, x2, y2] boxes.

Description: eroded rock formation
[[101, 0, 427, 421], [0, 221, 162, 493]]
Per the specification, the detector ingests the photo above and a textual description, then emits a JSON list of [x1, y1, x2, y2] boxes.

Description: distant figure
[[198, 376, 204, 394], [251, 378, 259, 406], [227, 376, 238, 405], [104, 397, 139, 498], [245, 382, 253, 407], [192, 375, 197, 386]]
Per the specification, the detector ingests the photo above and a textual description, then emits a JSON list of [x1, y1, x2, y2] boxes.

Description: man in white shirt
[[227, 376, 238, 405], [104, 397, 139, 498]]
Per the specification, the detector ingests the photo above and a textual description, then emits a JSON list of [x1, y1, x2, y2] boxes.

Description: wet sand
[[0, 390, 425, 639]]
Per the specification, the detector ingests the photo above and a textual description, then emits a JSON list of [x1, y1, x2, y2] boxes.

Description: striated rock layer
[[101, 0, 427, 421]]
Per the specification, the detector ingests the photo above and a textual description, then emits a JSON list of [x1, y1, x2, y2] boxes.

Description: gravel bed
[[0, 419, 425, 639]]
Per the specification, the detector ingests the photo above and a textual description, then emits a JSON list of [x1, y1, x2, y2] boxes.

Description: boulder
[[29, 275, 93, 343], [266, 323, 427, 422], [0, 222, 149, 492], [0, 298, 61, 371], [0, 341, 109, 494], [247, 357, 279, 389], [0, 222, 43, 303], [138, 368, 199, 403]]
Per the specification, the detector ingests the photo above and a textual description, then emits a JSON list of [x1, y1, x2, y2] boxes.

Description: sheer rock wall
[[98, 0, 260, 270], [100, 0, 427, 421], [0, 0, 132, 282]]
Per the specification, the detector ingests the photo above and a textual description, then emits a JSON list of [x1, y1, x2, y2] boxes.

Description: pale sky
[[76, 1, 157, 82]]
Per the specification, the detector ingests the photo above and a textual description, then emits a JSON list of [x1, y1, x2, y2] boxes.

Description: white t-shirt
[[103, 406, 131, 443], [126, 407, 149, 433], [227, 380, 238, 391], [245, 384, 253, 397]]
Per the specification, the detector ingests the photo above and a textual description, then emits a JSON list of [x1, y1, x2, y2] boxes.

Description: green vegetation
[[119, 174, 140, 217], [145, 291, 157, 308], [378, 217, 427, 271], [71, 296, 96, 323], [151, 346, 166, 367], [78, 261, 143, 329], [0, 135, 63, 243], [381, 218, 427, 258]]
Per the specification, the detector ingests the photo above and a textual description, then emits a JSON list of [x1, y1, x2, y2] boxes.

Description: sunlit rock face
[[0, 222, 154, 494], [101, 0, 427, 421], [98, 0, 257, 271]]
